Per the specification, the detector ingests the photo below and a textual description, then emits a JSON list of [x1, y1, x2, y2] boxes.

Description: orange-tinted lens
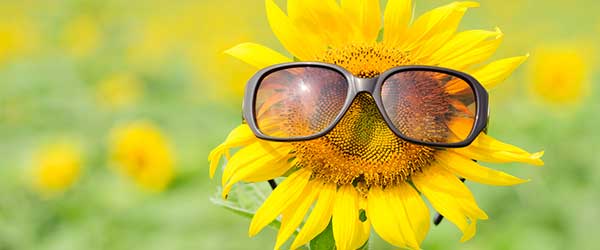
[[254, 66, 348, 138], [381, 70, 476, 144]]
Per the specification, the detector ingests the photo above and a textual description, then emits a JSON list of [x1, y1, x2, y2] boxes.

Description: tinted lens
[[381, 70, 477, 144], [254, 66, 349, 138]]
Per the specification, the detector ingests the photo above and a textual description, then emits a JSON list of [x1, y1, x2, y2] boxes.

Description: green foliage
[[309, 223, 335, 250], [1, 1, 600, 250]]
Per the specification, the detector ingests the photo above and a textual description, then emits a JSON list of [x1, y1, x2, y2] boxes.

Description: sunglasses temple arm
[[267, 179, 278, 190]]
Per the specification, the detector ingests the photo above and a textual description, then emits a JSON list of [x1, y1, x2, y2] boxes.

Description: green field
[[1, 0, 598, 249]]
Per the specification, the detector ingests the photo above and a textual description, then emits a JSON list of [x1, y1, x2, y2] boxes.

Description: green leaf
[[376, 28, 384, 42], [309, 222, 335, 250], [359, 209, 367, 222], [210, 196, 282, 230], [357, 240, 370, 250], [210, 182, 283, 230], [308, 221, 371, 250]]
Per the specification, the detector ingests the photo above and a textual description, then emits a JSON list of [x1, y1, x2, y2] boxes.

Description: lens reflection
[[254, 66, 349, 138], [381, 70, 476, 144]]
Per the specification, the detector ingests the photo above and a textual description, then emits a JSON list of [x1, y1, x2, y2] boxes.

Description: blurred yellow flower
[[31, 141, 82, 196], [530, 45, 591, 105], [0, 14, 38, 64], [110, 121, 175, 192], [62, 15, 102, 58], [96, 73, 143, 110]]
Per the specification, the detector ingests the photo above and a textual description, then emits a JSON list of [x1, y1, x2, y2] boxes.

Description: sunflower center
[[292, 43, 438, 189]]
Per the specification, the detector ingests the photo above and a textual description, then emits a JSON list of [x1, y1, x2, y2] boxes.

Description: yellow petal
[[413, 164, 488, 241], [341, 0, 382, 42], [410, 26, 456, 61], [436, 151, 529, 186], [461, 219, 478, 242], [409, 2, 479, 60], [287, 0, 352, 47], [350, 195, 371, 250], [249, 169, 312, 237], [397, 1, 479, 51], [290, 183, 337, 249], [430, 27, 503, 69], [221, 141, 291, 187], [455, 146, 545, 166], [208, 124, 257, 178], [221, 157, 294, 199], [396, 182, 430, 244], [383, 0, 412, 45], [470, 55, 529, 89], [265, 0, 326, 60], [441, 35, 503, 70], [367, 185, 419, 249], [232, 158, 296, 183], [332, 185, 361, 250], [275, 181, 321, 249], [224, 43, 291, 69], [447, 118, 544, 166]]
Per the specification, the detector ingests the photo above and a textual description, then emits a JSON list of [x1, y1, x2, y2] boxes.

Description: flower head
[[210, 1, 544, 249], [30, 141, 82, 196], [529, 44, 591, 105], [0, 8, 38, 65], [110, 121, 175, 192]]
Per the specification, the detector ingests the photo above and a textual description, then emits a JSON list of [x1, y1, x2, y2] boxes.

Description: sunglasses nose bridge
[[353, 77, 378, 94]]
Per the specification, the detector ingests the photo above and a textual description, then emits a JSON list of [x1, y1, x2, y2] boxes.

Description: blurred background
[[0, 0, 598, 249]]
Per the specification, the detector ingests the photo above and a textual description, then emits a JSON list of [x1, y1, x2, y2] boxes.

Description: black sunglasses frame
[[243, 62, 489, 148]]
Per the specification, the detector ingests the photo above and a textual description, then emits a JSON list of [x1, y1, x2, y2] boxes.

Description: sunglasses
[[242, 62, 489, 148]]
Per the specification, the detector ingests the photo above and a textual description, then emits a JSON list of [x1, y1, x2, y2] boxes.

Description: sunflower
[[30, 141, 82, 196], [209, 1, 544, 249], [110, 121, 175, 192], [529, 44, 590, 105], [0, 9, 38, 65]]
